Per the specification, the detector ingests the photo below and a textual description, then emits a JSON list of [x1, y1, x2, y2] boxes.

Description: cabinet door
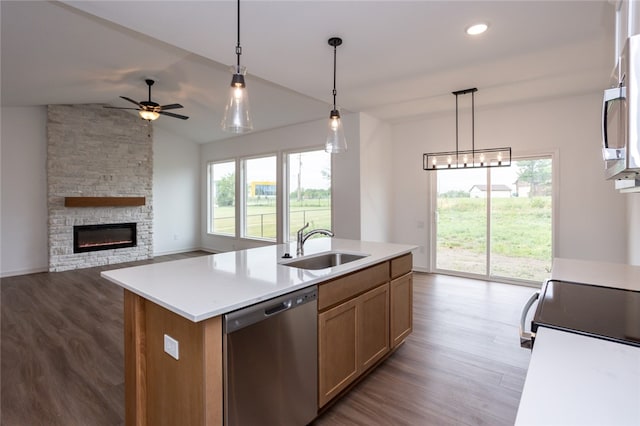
[[390, 273, 413, 348], [359, 284, 389, 371], [318, 297, 358, 407]]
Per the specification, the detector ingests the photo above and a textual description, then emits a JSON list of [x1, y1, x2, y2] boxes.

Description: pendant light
[[325, 37, 347, 154], [423, 88, 511, 170], [222, 0, 253, 133]]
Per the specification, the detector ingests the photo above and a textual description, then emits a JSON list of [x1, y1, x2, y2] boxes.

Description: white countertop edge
[[101, 239, 417, 322]]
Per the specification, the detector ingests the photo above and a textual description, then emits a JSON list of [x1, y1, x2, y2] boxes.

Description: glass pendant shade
[[139, 110, 159, 121], [222, 67, 253, 133], [325, 108, 347, 154]]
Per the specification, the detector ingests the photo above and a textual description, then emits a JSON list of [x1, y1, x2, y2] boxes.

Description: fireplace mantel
[[64, 197, 146, 207]]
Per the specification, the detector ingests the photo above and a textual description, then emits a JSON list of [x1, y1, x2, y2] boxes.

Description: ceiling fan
[[105, 79, 189, 121]]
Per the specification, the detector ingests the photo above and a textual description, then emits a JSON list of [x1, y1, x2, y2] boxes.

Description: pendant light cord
[[471, 90, 475, 156], [332, 44, 337, 109], [455, 93, 459, 163], [236, 0, 241, 70]]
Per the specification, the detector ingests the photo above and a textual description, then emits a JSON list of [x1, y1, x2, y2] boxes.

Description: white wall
[[391, 92, 628, 271], [200, 113, 361, 253], [153, 126, 201, 255], [360, 113, 393, 242], [1, 106, 48, 276]]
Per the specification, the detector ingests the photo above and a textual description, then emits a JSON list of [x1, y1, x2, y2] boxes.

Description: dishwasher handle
[[265, 300, 292, 316], [519, 291, 539, 349]]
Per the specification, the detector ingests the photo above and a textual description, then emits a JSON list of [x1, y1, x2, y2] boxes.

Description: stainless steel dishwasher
[[223, 286, 318, 426]]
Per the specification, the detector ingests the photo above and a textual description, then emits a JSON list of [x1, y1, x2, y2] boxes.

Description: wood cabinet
[[318, 253, 412, 408], [318, 297, 359, 407], [390, 272, 413, 348], [359, 284, 390, 370], [390, 253, 413, 348], [318, 283, 389, 407]]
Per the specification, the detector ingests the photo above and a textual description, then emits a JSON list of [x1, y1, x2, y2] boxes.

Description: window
[[433, 156, 553, 283], [208, 161, 236, 236], [286, 150, 332, 241], [207, 149, 331, 243], [243, 156, 277, 240]]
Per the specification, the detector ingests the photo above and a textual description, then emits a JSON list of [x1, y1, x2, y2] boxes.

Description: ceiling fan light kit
[[325, 36, 347, 154], [139, 110, 160, 121], [105, 78, 189, 121], [221, 0, 253, 133], [423, 88, 511, 171]]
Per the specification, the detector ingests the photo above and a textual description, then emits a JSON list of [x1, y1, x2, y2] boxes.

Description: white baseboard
[[0, 266, 48, 278]]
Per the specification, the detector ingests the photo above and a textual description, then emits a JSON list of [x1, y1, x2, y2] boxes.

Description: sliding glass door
[[434, 157, 553, 283], [435, 168, 487, 275]]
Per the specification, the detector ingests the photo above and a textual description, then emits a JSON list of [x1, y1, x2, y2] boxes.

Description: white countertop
[[100, 238, 416, 322], [552, 257, 640, 291], [515, 327, 640, 426]]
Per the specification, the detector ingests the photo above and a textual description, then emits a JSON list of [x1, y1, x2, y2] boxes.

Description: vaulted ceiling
[[1, 1, 615, 143]]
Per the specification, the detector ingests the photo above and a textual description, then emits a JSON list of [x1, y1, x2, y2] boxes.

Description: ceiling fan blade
[[159, 111, 189, 120], [103, 106, 140, 111], [159, 103, 183, 110], [120, 96, 143, 107]]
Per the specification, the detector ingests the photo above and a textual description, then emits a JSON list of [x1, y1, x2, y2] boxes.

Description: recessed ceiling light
[[466, 23, 489, 36]]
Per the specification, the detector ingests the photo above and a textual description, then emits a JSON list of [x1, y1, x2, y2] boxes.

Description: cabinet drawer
[[318, 262, 390, 311], [391, 253, 412, 279]]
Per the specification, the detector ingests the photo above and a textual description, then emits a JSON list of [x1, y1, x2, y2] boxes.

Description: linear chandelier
[[424, 88, 511, 171]]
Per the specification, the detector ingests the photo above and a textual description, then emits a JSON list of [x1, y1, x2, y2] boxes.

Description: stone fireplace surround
[[47, 104, 153, 272]]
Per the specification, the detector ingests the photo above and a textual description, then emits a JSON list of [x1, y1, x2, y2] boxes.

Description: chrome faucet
[[296, 223, 334, 256]]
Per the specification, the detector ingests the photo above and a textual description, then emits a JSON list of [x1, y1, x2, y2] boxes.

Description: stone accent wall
[[47, 104, 153, 272]]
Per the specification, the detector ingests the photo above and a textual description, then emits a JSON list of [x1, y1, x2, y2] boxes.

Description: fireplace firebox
[[73, 223, 137, 253]]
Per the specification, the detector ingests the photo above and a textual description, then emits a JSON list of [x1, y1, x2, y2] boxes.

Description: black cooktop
[[532, 279, 640, 347]]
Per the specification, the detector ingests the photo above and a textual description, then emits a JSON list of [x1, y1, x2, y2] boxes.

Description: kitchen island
[[101, 238, 416, 426]]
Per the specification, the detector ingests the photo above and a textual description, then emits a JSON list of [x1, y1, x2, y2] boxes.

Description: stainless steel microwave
[[602, 34, 640, 180]]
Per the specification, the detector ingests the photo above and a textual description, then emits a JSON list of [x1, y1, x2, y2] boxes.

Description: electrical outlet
[[164, 334, 179, 360]]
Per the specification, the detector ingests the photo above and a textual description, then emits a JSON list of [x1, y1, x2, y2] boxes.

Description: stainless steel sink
[[281, 251, 368, 270]]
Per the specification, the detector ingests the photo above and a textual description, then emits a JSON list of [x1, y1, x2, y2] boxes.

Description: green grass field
[[211, 198, 331, 239], [437, 196, 552, 281]]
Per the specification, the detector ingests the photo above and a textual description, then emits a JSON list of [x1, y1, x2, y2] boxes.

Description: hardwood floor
[[1, 252, 207, 426], [2, 257, 535, 426]]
